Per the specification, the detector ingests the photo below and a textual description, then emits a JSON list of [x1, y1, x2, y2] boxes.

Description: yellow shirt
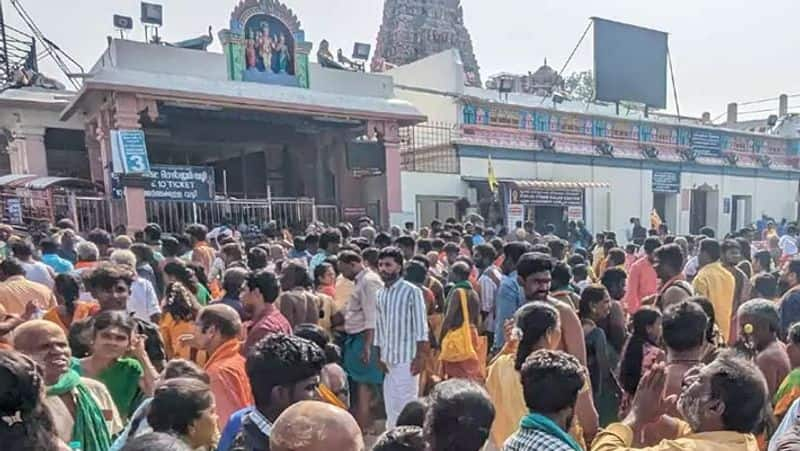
[[486, 354, 586, 449], [486, 354, 527, 448], [591, 422, 758, 451], [692, 262, 736, 341]]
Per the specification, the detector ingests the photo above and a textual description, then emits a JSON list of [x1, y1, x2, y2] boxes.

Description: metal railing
[[399, 122, 460, 173], [73, 196, 127, 233], [66, 196, 333, 234], [315, 204, 340, 225]]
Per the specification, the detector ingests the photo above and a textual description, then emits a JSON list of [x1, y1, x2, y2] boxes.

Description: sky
[[5, 0, 800, 119]]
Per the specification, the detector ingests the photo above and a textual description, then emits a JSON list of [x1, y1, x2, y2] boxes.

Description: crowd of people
[[2, 215, 800, 450]]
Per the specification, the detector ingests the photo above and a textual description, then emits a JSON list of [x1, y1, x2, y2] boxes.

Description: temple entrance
[[690, 184, 718, 234], [731, 195, 752, 233], [653, 192, 678, 232]]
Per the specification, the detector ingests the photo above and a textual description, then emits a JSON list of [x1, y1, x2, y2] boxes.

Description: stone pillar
[[85, 122, 104, 188], [726, 102, 738, 125], [12, 126, 48, 175], [382, 121, 402, 226], [112, 93, 147, 233], [780, 94, 789, 117]]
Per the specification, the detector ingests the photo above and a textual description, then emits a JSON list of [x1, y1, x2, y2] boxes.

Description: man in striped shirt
[[375, 247, 429, 428]]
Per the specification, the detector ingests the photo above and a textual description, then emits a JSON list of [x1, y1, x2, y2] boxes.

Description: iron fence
[[399, 122, 460, 173], [315, 204, 340, 225], [65, 196, 332, 234], [73, 196, 127, 232]]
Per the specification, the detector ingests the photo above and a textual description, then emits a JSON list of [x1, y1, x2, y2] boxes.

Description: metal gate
[[68, 196, 329, 234]]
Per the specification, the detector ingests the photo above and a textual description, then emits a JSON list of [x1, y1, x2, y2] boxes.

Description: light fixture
[[140, 2, 163, 26], [352, 42, 371, 61], [113, 14, 134, 31]]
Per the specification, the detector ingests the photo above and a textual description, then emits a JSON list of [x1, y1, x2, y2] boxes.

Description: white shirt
[[683, 255, 699, 278], [780, 235, 798, 256], [22, 260, 54, 288], [128, 277, 161, 322]]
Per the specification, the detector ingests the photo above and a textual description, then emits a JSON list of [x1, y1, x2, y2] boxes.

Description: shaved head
[[13, 320, 65, 351], [13, 320, 71, 385], [197, 304, 242, 338], [270, 401, 363, 451]]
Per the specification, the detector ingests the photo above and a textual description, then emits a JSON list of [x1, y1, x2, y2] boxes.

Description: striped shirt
[[376, 278, 429, 365], [478, 265, 502, 333]]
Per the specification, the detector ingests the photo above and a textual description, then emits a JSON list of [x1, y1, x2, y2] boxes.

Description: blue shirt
[[217, 406, 254, 451], [41, 252, 74, 274], [493, 271, 525, 351], [308, 251, 329, 279], [781, 289, 800, 336]]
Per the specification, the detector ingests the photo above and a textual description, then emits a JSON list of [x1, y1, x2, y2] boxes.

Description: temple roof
[[63, 39, 425, 125], [62, 68, 425, 125], [0, 86, 76, 109]]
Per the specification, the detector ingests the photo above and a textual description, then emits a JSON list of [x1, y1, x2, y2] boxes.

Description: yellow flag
[[488, 156, 499, 193]]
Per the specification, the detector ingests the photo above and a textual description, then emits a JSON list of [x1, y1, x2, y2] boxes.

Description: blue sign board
[[652, 170, 681, 193], [112, 165, 215, 201], [691, 130, 723, 157], [111, 129, 151, 174]]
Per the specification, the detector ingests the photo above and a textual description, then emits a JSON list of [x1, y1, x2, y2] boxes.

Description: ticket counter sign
[[112, 165, 215, 201]]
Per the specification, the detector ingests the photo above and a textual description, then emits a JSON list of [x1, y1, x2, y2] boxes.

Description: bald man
[[270, 401, 364, 451], [13, 320, 122, 446], [188, 304, 253, 429]]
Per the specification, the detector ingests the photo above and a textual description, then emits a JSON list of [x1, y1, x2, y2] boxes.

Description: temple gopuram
[[372, 0, 482, 87]]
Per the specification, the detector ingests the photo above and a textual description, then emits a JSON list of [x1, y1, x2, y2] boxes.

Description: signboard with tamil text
[[652, 170, 681, 193], [691, 130, 723, 157], [112, 165, 215, 201], [510, 188, 583, 207], [111, 129, 151, 174]]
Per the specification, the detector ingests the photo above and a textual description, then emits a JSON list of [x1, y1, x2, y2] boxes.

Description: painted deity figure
[[259, 23, 273, 72], [275, 33, 290, 73], [253, 30, 265, 71], [245, 35, 257, 69]]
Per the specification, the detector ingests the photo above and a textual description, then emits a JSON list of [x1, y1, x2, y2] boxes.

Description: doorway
[[416, 196, 456, 228], [731, 195, 752, 233], [690, 190, 708, 234], [653, 192, 678, 233], [532, 205, 567, 237], [690, 184, 719, 234]]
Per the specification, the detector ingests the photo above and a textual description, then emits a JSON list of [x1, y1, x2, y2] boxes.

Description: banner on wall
[[567, 206, 584, 222], [506, 203, 525, 229], [509, 188, 583, 207]]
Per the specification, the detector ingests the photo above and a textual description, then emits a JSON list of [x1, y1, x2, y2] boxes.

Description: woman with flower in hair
[[159, 282, 203, 362]]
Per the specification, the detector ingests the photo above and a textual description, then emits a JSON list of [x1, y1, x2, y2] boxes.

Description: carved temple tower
[[372, 0, 481, 87]]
